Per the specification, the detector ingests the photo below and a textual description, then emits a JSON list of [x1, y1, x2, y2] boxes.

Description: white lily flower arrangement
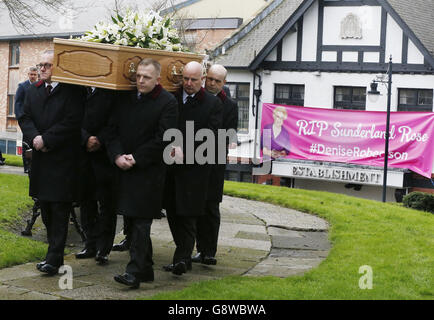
[[80, 9, 184, 52]]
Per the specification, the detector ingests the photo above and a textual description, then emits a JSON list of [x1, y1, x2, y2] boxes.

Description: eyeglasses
[[36, 63, 53, 69]]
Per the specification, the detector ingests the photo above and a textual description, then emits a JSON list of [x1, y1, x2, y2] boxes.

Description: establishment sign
[[272, 161, 406, 187], [260, 104, 434, 178]]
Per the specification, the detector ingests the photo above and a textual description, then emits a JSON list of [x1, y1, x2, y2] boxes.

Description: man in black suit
[[107, 58, 178, 288], [15, 67, 39, 173], [75, 87, 117, 265], [163, 61, 223, 276], [192, 64, 238, 265], [19, 50, 85, 275]]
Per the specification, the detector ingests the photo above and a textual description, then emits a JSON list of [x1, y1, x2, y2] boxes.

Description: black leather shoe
[[163, 260, 192, 272], [163, 263, 175, 272], [112, 238, 130, 252], [172, 261, 187, 275], [202, 256, 217, 265], [75, 248, 97, 259], [114, 273, 140, 289], [36, 261, 46, 271], [191, 252, 202, 263], [39, 263, 59, 276], [95, 251, 109, 265]]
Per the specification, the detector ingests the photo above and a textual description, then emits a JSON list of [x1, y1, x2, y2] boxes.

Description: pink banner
[[261, 104, 434, 178]]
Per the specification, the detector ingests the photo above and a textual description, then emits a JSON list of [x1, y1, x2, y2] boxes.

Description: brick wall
[[19, 39, 53, 83], [0, 42, 9, 133], [0, 39, 52, 135]]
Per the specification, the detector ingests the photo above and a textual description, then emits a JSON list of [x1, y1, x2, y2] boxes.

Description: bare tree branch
[[0, 0, 69, 32], [149, 0, 176, 12]]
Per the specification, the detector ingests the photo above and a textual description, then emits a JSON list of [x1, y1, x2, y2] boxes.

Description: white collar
[[45, 81, 59, 89]]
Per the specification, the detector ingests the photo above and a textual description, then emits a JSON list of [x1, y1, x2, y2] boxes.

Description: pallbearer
[[75, 87, 117, 265], [163, 61, 223, 276], [192, 64, 238, 265], [20, 49, 85, 275], [106, 58, 178, 288]]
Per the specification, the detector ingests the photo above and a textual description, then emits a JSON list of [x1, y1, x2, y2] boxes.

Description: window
[[7, 94, 15, 117], [226, 170, 239, 182], [227, 83, 250, 133], [241, 172, 252, 183], [7, 140, 16, 155], [398, 89, 433, 112], [9, 42, 20, 66], [334, 86, 366, 110], [274, 84, 305, 106], [0, 139, 16, 155]]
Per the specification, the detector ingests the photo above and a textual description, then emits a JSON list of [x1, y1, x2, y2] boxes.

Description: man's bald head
[[208, 64, 227, 79], [182, 61, 204, 95], [205, 64, 227, 95]]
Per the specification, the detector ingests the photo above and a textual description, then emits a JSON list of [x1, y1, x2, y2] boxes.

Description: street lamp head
[[368, 81, 380, 95]]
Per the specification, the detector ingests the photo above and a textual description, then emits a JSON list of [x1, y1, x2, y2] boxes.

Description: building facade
[[212, 0, 434, 201]]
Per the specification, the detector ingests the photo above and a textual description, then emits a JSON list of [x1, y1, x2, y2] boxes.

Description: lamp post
[[369, 56, 393, 202]]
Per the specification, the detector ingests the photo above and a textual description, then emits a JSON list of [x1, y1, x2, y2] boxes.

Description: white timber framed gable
[[213, 0, 434, 197], [254, 0, 434, 73]]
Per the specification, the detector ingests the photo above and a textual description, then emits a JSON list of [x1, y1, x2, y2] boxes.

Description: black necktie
[[46, 85, 52, 95], [185, 96, 194, 105], [86, 87, 93, 97]]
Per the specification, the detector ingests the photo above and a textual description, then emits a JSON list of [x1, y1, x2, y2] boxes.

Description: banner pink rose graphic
[[261, 104, 434, 178]]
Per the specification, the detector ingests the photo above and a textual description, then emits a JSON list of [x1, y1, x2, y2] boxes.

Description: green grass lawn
[[1, 174, 432, 299], [0, 173, 46, 269], [147, 181, 433, 300], [3, 154, 23, 167]]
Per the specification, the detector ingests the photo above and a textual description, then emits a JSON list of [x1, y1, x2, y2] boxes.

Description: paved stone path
[[0, 165, 26, 176], [0, 193, 330, 300]]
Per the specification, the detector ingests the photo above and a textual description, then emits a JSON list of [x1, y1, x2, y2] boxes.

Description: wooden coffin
[[52, 38, 205, 91]]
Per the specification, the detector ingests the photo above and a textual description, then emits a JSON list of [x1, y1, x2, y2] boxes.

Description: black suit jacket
[[164, 87, 223, 216], [78, 88, 116, 201], [19, 81, 85, 202], [106, 85, 178, 218], [207, 90, 238, 203], [15, 80, 32, 120]]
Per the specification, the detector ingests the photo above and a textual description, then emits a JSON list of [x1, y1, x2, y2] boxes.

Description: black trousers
[[196, 201, 220, 257], [125, 217, 153, 276], [39, 201, 71, 267], [166, 209, 197, 265], [79, 192, 117, 255]]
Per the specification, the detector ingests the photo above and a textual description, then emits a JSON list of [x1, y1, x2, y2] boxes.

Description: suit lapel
[[35, 84, 48, 104]]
